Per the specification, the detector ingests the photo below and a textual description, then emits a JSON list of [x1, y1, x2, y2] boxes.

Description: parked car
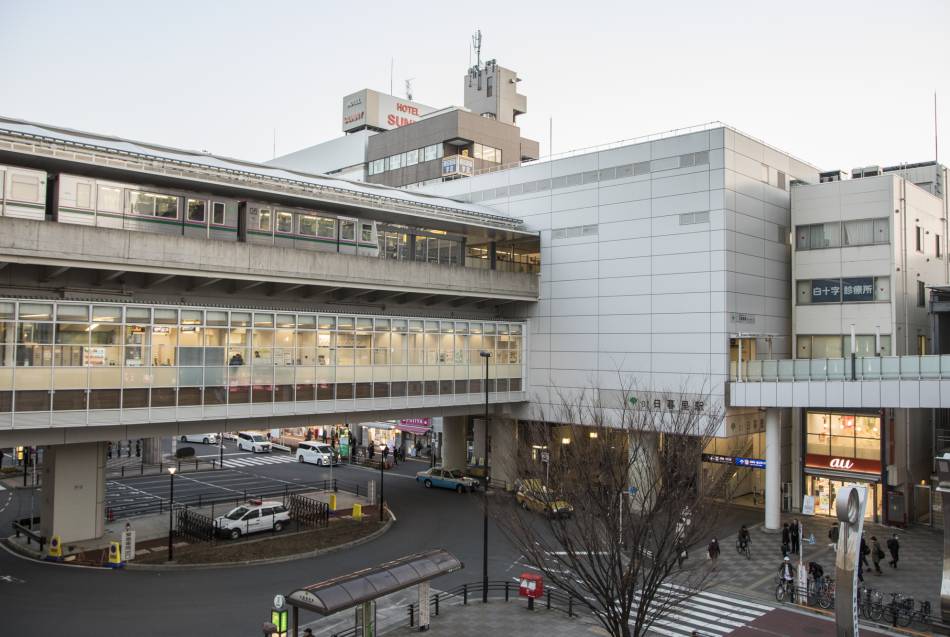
[[180, 433, 218, 445], [297, 442, 338, 466], [237, 432, 271, 453], [215, 499, 290, 540], [415, 467, 478, 493], [515, 479, 574, 518]]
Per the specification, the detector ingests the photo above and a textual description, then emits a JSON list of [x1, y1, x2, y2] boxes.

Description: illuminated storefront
[[804, 410, 882, 521]]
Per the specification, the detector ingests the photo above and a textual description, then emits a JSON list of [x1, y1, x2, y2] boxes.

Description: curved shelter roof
[[286, 549, 462, 616]]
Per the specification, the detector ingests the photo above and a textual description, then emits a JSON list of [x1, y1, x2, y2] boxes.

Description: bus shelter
[[285, 548, 463, 636]]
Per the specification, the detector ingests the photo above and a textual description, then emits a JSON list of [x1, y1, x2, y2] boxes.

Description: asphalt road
[[0, 443, 764, 636]]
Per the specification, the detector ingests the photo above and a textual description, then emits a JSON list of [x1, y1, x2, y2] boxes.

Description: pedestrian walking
[[790, 519, 800, 555], [677, 540, 688, 568], [828, 522, 839, 553], [870, 536, 884, 575], [860, 532, 870, 568], [886, 534, 900, 568], [781, 523, 790, 557], [368, 443, 375, 460], [707, 538, 720, 566]]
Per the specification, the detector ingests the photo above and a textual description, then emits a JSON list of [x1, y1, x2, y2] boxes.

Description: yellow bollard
[[329, 493, 337, 511], [107, 541, 123, 568], [46, 535, 63, 561], [352, 503, 362, 521]]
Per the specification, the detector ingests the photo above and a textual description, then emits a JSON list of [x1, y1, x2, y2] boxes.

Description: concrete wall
[[41, 441, 106, 543], [0, 217, 538, 302]]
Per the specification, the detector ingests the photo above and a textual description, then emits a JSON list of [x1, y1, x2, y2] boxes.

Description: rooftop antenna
[[390, 58, 394, 95], [472, 29, 482, 69], [405, 78, 414, 102], [935, 91, 939, 164], [272, 128, 276, 160]]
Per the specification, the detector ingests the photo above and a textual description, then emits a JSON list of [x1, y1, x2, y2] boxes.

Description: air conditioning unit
[[852, 165, 882, 179]]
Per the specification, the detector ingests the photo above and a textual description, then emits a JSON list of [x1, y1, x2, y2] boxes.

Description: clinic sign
[[342, 89, 436, 133], [810, 277, 874, 303]]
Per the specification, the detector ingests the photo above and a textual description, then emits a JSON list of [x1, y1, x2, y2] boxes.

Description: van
[[297, 442, 338, 466], [215, 499, 290, 540], [237, 432, 271, 453]]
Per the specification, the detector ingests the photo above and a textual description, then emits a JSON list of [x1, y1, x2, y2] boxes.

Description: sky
[[1, 0, 948, 173]]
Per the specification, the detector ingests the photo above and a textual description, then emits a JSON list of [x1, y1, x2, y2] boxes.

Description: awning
[[395, 422, 431, 435], [286, 549, 462, 616]]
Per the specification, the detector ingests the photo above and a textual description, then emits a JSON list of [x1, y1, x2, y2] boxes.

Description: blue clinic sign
[[811, 277, 873, 303]]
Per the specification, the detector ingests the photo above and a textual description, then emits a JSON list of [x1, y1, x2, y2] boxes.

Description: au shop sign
[[805, 453, 881, 475]]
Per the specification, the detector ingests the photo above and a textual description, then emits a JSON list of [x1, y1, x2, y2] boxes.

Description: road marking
[[638, 584, 771, 636], [172, 473, 243, 494], [0, 484, 5, 491]]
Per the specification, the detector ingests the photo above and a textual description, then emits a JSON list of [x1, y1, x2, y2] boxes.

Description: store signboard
[[810, 277, 874, 303], [735, 457, 766, 469], [802, 495, 816, 515], [805, 453, 881, 475]]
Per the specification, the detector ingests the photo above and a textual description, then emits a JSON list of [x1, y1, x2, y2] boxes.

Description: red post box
[[519, 573, 544, 599]]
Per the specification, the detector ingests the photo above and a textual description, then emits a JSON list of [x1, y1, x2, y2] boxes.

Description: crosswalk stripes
[[221, 454, 298, 468], [641, 583, 771, 637]]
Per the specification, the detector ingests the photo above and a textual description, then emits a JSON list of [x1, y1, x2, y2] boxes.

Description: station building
[[0, 115, 537, 541]]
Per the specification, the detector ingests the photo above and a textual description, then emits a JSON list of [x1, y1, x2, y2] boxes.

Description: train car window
[[341, 220, 355, 241], [317, 217, 336, 239], [299, 215, 317, 236], [187, 199, 206, 222], [276, 211, 293, 234], [76, 182, 92, 209], [361, 224, 373, 242], [155, 195, 178, 219], [129, 192, 155, 215], [97, 186, 122, 213], [10, 173, 40, 202], [259, 210, 271, 231], [211, 202, 226, 225]]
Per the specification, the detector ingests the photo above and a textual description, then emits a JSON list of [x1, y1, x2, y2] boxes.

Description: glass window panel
[[56, 323, 89, 344], [258, 210, 272, 231], [873, 218, 889, 243], [57, 305, 89, 321], [90, 324, 121, 345], [19, 303, 52, 320], [154, 195, 178, 219], [806, 433, 828, 455], [212, 202, 226, 225], [318, 316, 336, 330], [230, 312, 251, 327], [205, 311, 227, 326], [338, 316, 354, 331], [97, 186, 122, 213], [843, 219, 873, 246], [276, 211, 294, 234], [336, 383, 354, 399], [356, 318, 373, 332], [254, 313, 274, 328], [299, 215, 317, 236], [0, 303, 13, 320], [318, 218, 336, 239], [855, 437, 880, 460], [92, 306, 122, 323], [154, 309, 178, 325], [180, 310, 202, 325], [830, 435, 854, 457], [297, 315, 316, 330], [855, 415, 881, 439], [126, 307, 151, 324]]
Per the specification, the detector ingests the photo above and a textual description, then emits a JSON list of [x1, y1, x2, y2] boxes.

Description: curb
[[126, 508, 395, 571]]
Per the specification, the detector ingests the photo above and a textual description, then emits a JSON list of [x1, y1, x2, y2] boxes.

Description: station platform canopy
[[286, 549, 462, 616]]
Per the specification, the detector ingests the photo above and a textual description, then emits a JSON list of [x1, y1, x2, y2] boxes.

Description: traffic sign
[[540, 451, 550, 464], [273, 594, 285, 610]]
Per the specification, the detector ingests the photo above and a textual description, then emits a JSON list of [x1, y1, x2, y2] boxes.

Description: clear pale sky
[[2, 0, 948, 172]]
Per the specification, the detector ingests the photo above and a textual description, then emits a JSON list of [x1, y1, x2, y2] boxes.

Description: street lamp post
[[379, 446, 385, 523], [479, 350, 491, 604], [167, 466, 176, 562]]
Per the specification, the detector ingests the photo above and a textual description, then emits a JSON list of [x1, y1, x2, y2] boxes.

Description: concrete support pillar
[[473, 418, 487, 466], [489, 418, 518, 490], [141, 437, 162, 464], [629, 431, 658, 510], [40, 441, 107, 543], [442, 416, 467, 470], [765, 408, 782, 531]]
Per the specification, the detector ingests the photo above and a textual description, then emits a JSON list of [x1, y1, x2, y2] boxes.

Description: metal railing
[[329, 580, 579, 637], [730, 354, 950, 382], [106, 457, 220, 479], [106, 477, 363, 520], [12, 517, 46, 552]]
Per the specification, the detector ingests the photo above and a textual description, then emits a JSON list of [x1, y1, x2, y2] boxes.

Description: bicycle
[[736, 539, 752, 560], [775, 577, 795, 603], [858, 586, 883, 622], [886, 593, 913, 628], [910, 599, 932, 626], [816, 576, 835, 610]]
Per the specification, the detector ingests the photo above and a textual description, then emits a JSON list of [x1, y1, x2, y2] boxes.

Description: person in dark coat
[[790, 519, 801, 555], [829, 522, 840, 553], [781, 523, 791, 556], [707, 538, 720, 565], [870, 536, 884, 575], [887, 534, 900, 568], [860, 533, 870, 568], [368, 443, 375, 460]]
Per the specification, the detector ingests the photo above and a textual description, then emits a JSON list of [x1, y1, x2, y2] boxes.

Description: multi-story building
[[268, 60, 539, 189], [424, 124, 820, 526]]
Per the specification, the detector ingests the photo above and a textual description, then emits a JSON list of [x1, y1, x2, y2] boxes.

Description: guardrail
[[106, 477, 365, 520], [106, 457, 220, 479], [329, 580, 580, 637], [731, 354, 950, 383], [12, 517, 46, 552]]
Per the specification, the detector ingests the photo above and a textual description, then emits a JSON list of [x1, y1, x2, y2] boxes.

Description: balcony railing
[[730, 355, 950, 382]]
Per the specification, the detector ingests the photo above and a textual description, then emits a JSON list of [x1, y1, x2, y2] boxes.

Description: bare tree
[[490, 380, 731, 637]]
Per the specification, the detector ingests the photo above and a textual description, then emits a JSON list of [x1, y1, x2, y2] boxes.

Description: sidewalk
[[711, 512, 942, 613]]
